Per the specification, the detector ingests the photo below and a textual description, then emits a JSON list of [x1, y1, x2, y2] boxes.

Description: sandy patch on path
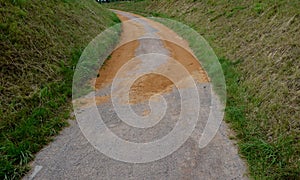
[[94, 13, 145, 89], [94, 40, 139, 89], [94, 11, 209, 105], [163, 40, 210, 83], [129, 74, 174, 104]]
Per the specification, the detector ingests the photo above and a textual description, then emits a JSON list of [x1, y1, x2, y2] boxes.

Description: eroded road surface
[[24, 11, 247, 180]]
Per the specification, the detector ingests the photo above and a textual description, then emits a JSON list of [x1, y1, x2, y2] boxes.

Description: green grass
[[0, 0, 120, 179], [105, 0, 300, 179], [221, 58, 299, 179]]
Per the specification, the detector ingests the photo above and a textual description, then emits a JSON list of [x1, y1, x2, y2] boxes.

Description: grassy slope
[[0, 0, 119, 179], [106, 0, 300, 179]]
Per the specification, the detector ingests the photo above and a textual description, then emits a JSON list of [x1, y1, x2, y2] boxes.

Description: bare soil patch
[[95, 12, 209, 105]]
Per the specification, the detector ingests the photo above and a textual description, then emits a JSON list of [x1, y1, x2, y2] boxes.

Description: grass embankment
[[106, 1, 300, 179], [0, 0, 120, 179]]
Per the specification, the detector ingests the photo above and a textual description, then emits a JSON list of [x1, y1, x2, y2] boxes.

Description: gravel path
[[24, 11, 248, 180]]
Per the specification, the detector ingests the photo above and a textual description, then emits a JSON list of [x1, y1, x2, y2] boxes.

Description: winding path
[[24, 11, 247, 180]]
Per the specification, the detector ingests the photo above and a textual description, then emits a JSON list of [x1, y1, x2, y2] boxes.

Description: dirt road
[[24, 11, 247, 179]]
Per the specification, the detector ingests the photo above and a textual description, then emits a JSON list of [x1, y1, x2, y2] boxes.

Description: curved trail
[[24, 11, 247, 179]]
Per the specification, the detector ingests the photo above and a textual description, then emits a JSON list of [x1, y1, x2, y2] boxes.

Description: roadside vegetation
[[0, 0, 120, 179], [106, 0, 300, 179]]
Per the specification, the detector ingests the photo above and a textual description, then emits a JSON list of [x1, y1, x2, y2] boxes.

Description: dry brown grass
[[106, 0, 299, 178], [0, 0, 120, 178]]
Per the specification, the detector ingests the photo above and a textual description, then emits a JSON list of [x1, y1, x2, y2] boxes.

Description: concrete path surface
[[24, 11, 247, 180]]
